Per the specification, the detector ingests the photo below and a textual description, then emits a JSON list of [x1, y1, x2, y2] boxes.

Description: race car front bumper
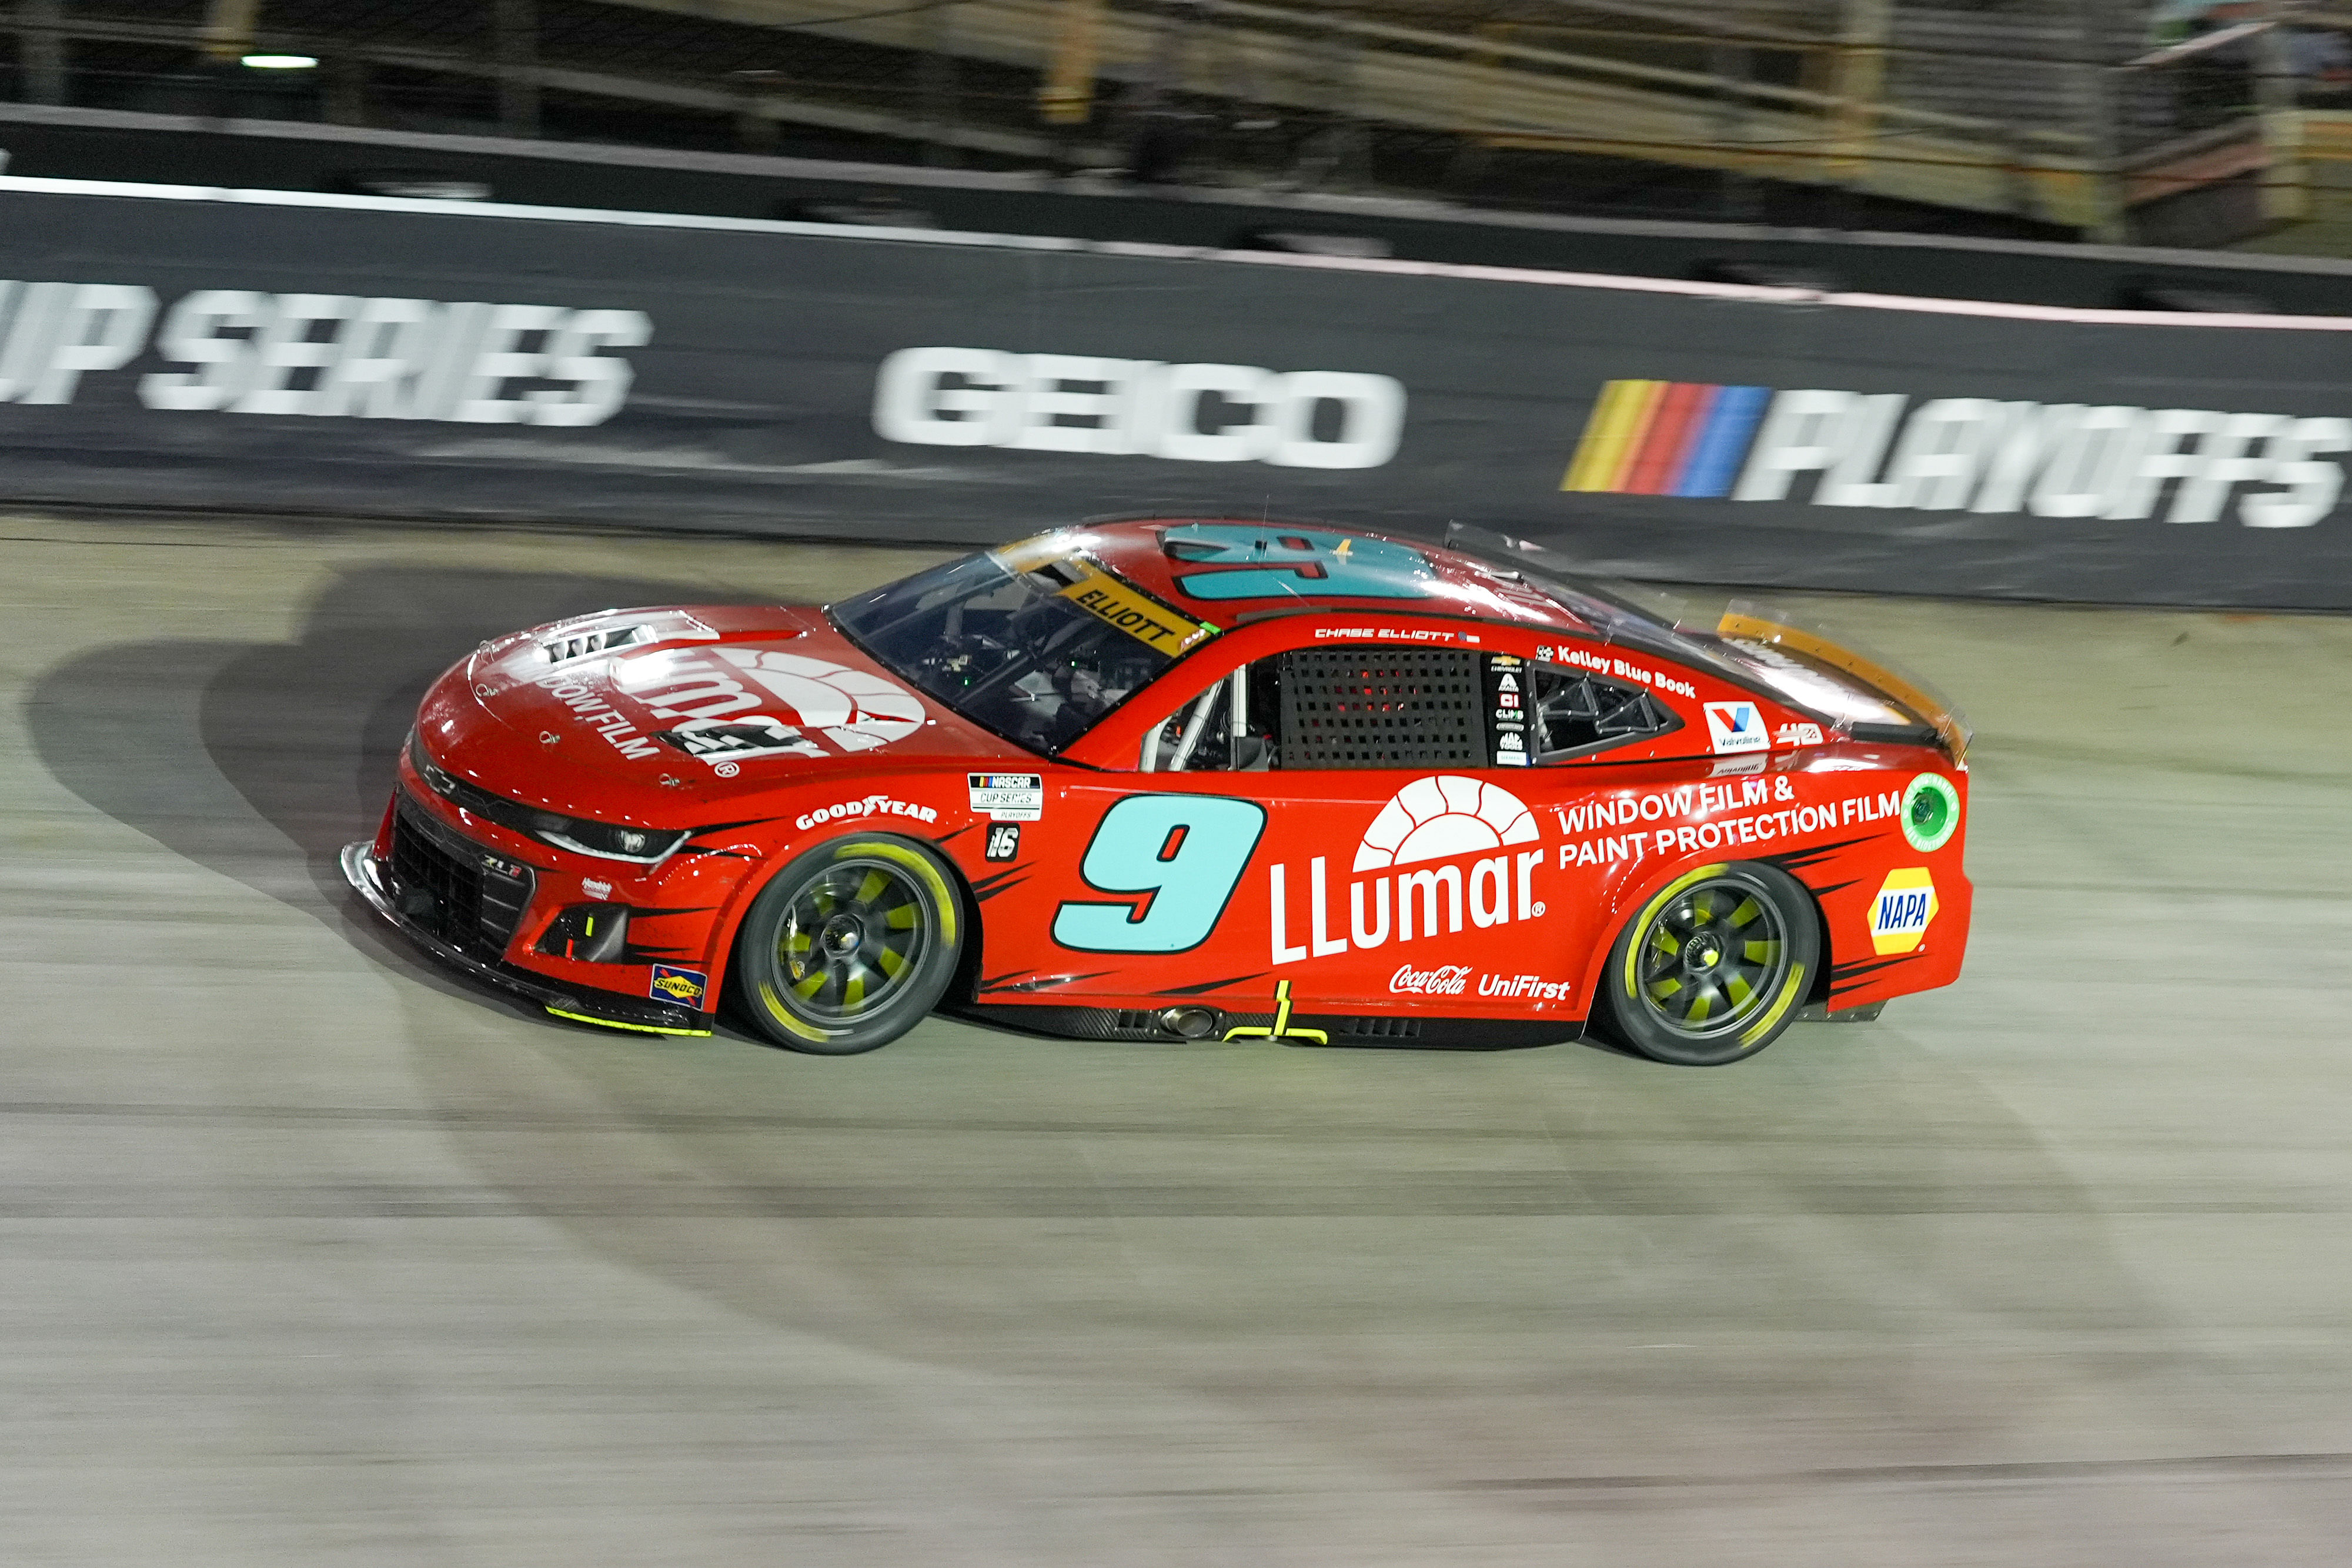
[[341, 840, 712, 1037]]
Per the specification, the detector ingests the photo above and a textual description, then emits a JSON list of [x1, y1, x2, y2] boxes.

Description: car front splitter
[[340, 841, 713, 1037]]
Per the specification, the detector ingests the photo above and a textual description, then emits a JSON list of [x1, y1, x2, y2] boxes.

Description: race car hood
[[432, 604, 1024, 811]]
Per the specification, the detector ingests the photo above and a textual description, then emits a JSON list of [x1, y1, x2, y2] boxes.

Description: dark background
[[5, 182, 2351, 609]]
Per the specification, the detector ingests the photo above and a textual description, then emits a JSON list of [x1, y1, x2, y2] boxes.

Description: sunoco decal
[[649, 965, 709, 1006], [1565, 380, 2349, 528]]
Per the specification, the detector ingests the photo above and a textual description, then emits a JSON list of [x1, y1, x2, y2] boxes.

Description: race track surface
[[6, 511, 2352, 1566]]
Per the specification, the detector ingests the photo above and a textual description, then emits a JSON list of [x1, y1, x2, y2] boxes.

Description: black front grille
[[390, 794, 536, 963]]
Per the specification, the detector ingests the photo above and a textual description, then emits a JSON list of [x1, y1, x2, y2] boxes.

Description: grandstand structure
[[8, 0, 2352, 249]]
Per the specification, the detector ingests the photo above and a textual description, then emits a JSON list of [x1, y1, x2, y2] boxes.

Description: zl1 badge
[[984, 824, 1021, 861]]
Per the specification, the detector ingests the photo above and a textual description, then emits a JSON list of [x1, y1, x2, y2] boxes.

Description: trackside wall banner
[[1563, 379, 2348, 530], [3, 180, 2351, 609]]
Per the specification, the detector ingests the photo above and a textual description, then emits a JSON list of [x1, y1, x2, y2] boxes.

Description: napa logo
[[1869, 869, 1938, 956], [1703, 700, 1768, 755]]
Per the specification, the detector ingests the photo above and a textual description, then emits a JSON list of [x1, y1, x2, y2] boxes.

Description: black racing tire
[[1600, 861, 1819, 1067], [733, 833, 964, 1055]]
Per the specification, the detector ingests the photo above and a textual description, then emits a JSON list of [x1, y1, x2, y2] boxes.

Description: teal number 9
[[1053, 795, 1267, 953], [1161, 523, 1436, 600]]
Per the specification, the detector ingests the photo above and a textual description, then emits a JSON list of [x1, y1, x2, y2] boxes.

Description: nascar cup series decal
[[1869, 870, 1938, 955], [969, 773, 1044, 821]]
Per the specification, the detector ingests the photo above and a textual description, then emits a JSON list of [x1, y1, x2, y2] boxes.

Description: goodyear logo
[[649, 964, 709, 1007], [1869, 869, 1938, 956]]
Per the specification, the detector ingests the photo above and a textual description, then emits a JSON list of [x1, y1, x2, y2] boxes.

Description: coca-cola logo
[[1389, 962, 1472, 996]]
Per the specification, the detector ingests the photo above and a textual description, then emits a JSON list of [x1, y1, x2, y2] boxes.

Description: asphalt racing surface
[[8, 512, 2352, 1566]]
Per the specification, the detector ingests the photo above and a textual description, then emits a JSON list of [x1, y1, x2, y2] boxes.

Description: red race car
[[345, 519, 1971, 1065]]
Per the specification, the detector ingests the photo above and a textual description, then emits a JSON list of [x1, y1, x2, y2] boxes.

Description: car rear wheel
[[735, 834, 963, 1055], [1601, 862, 1818, 1066]]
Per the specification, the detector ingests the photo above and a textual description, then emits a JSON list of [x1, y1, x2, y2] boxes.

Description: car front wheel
[[1601, 862, 1819, 1066], [734, 834, 963, 1055]]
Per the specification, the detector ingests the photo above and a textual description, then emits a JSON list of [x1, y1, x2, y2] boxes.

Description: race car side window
[[1135, 648, 1666, 771], [1528, 662, 1682, 762], [1277, 646, 1486, 770], [1139, 660, 1280, 772]]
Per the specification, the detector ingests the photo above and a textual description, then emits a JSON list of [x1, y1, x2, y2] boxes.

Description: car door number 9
[[1052, 795, 1267, 953]]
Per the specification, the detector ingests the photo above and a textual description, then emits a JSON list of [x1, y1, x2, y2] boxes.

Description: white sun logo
[[716, 648, 925, 753], [1353, 775, 1540, 872]]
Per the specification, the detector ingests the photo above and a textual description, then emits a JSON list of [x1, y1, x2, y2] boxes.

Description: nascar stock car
[[344, 519, 1971, 1066]]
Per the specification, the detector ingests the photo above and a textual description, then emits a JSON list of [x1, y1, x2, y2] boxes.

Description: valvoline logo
[[1703, 700, 1768, 755], [1869, 869, 1938, 955]]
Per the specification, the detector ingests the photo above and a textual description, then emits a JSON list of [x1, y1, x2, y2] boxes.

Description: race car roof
[[999, 519, 1598, 635]]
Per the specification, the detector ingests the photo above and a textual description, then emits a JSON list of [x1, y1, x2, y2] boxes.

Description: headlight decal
[[407, 728, 686, 864]]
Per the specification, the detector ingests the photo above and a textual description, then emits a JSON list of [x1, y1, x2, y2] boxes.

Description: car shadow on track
[[25, 559, 2288, 1544], [23, 560, 787, 1035]]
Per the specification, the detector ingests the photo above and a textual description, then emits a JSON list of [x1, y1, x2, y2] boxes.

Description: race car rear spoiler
[[1716, 608, 1972, 763], [1439, 521, 1972, 765]]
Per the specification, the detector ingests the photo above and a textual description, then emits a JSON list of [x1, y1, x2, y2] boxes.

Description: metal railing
[[7, 0, 2346, 238]]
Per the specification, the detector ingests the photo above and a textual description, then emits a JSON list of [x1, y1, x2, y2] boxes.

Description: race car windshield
[[830, 544, 1214, 755]]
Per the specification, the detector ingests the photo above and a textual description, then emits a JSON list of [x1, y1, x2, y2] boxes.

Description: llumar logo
[[1563, 380, 2349, 528], [1268, 775, 1544, 967]]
